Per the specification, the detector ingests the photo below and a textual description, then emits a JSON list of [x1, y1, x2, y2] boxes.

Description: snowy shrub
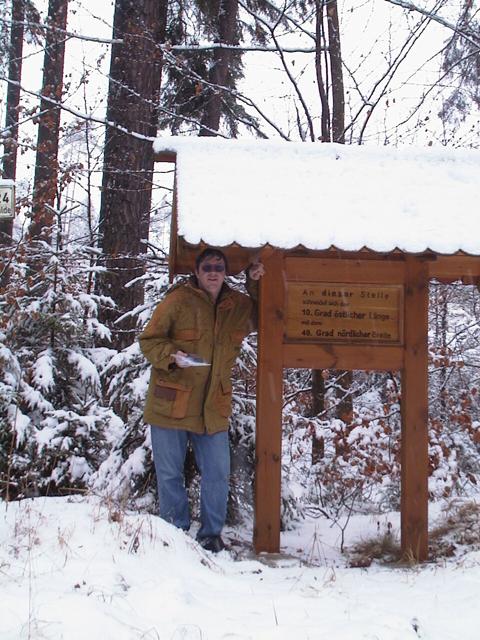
[[228, 334, 258, 524], [91, 268, 170, 511], [92, 341, 154, 510], [429, 498, 480, 558], [276, 282, 480, 528], [346, 522, 401, 568], [0, 228, 118, 499], [280, 369, 403, 527], [428, 282, 480, 496], [0, 329, 26, 499]]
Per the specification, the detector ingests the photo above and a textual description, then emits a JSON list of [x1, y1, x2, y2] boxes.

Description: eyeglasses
[[201, 264, 225, 273]]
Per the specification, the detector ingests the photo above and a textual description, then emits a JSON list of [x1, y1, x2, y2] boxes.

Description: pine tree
[[30, 0, 69, 243], [96, 0, 168, 349], [159, 0, 259, 136], [1, 0, 41, 244], [0, 208, 118, 500], [439, 1, 480, 127]]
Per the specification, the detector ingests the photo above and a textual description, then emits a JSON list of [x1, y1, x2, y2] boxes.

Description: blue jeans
[[150, 426, 230, 538]]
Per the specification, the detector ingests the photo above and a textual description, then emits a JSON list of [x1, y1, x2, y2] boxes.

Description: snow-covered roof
[[154, 137, 480, 256]]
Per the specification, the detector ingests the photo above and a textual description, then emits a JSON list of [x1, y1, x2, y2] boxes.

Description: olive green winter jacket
[[139, 277, 257, 434]]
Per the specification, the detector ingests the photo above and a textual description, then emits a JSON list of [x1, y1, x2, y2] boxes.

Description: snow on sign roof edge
[[153, 136, 480, 256]]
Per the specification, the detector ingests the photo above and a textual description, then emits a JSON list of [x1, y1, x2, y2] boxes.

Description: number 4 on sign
[[0, 183, 15, 219]]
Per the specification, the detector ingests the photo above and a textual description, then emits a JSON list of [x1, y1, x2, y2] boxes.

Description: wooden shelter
[[154, 137, 480, 560]]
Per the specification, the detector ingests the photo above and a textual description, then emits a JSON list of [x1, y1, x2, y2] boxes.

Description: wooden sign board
[[286, 282, 404, 344]]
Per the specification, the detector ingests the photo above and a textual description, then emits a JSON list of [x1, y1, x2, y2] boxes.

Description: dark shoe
[[198, 535, 225, 553]]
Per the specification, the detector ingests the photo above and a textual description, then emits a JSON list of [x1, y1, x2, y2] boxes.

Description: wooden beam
[[283, 343, 404, 371], [173, 237, 264, 276], [155, 150, 177, 163], [401, 256, 429, 561], [254, 250, 285, 553], [172, 242, 480, 284], [285, 257, 406, 283], [429, 255, 480, 284]]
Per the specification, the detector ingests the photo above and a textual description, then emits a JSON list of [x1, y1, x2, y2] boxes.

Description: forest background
[[1, 0, 480, 550]]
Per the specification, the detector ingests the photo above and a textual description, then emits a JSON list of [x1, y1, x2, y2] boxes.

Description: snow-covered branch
[[0, 76, 155, 143], [385, 0, 480, 49], [237, 2, 316, 140], [1, 17, 319, 53]]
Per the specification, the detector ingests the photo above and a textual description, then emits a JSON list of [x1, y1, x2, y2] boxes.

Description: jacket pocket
[[173, 328, 201, 357], [153, 381, 192, 419], [173, 328, 200, 342], [214, 377, 233, 418]]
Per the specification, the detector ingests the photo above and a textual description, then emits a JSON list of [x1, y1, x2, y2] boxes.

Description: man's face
[[195, 255, 226, 300]]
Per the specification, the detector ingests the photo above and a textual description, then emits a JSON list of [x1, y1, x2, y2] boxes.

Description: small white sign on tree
[[0, 182, 15, 219]]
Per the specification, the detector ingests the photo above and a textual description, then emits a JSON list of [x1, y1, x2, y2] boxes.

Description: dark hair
[[195, 248, 229, 272]]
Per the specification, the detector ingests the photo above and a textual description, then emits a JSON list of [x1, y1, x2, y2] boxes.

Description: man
[[139, 248, 264, 552]]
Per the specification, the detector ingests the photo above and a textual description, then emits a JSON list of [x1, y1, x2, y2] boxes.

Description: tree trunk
[[2, 0, 24, 182], [311, 369, 326, 464], [97, 0, 167, 349], [1, 0, 25, 243], [29, 0, 68, 242], [326, 0, 345, 143], [312, 0, 348, 462], [314, 0, 344, 143], [327, 2, 350, 423], [199, 0, 239, 136], [334, 370, 353, 423], [315, 1, 330, 142]]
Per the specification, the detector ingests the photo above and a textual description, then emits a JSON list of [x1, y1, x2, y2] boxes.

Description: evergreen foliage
[[91, 268, 170, 511], [0, 211, 118, 499], [159, 1, 261, 136], [439, 3, 480, 127]]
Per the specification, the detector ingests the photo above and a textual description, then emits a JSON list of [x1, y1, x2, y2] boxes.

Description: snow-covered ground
[[1, 495, 479, 640]]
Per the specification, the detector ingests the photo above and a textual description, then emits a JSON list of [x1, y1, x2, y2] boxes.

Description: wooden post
[[254, 251, 285, 553], [401, 256, 429, 561]]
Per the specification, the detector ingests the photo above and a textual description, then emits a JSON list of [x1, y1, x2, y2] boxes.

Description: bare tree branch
[[343, 4, 439, 142], [162, 49, 290, 139], [0, 76, 155, 142], [380, 44, 477, 138], [255, 0, 317, 41], [239, 0, 316, 140], [385, 0, 480, 48]]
